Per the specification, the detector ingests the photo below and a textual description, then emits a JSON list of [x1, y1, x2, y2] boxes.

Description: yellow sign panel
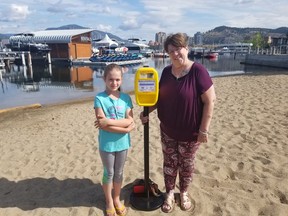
[[134, 67, 159, 106]]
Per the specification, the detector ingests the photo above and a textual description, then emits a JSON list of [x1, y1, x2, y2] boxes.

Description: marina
[[1, 55, 288, 110], [1, 30, 288, 110]]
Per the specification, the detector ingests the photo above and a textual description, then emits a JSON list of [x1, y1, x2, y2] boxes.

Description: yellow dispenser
[[131, 67, 164, 209], [134, 67, 159, 106]]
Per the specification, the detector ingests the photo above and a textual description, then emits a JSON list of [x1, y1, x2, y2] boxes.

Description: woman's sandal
[[106, 208, 116, 216], [180, 192, 194, 211], [161, 192, 175, 213], [115, 204, 127, 216]]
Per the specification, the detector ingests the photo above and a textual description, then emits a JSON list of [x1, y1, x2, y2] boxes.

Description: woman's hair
[[103, 63, 123, 91], [103, 63, 123, 79], [164, 33, 189, 52]]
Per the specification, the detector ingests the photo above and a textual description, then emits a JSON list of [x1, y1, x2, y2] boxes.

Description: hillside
[[45, 24, 124, 42], [202, 25, 288, 44], [0, 24, 124, 43], [0, 33, 14, 40], [1, 25, 288, 44]]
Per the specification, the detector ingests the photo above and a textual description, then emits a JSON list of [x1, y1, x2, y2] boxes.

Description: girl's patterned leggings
[[161, 130, 201, 193]]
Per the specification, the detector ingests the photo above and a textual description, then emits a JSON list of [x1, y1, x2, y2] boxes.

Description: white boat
[[124, 38, 150, 55], [115, 46, 129, 53], [153, 51, 169, 58], [141, 49, 154, 57], [22, 82, 40, 92]]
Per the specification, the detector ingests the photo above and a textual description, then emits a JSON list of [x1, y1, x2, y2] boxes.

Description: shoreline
[[0, 96, 95, 115], [1, 71, 287, 115]]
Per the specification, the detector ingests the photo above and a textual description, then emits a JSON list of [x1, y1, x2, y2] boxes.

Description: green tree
[[250, 32, 268, 49]]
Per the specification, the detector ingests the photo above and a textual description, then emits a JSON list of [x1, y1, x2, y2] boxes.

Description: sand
[[0, 73, 288, 216]]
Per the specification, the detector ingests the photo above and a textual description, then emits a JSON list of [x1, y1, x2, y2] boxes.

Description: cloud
[[119, 19, 140, 30], [235, 0, 254, 4], [96, 24, 112, 32], [0, 0, 287, 40], [46, 0, 70, 13], [47, 6, 66, 13], [102, 6, 111, 13], [0, 4, 31, 22]]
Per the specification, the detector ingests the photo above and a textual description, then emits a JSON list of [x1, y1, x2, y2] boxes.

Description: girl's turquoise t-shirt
[[94, 91, 133, 152]]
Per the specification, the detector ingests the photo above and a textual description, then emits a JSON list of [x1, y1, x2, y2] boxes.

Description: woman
[[140, 33, 216, 213]]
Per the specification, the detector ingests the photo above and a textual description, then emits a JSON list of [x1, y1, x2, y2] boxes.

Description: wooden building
[[267, 33, 288, 54], [9, 29, 94, 61]]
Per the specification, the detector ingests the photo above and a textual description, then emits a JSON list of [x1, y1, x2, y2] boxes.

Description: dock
[[242, 54, 288, 69], [71, 58, 147, 67], [0, 51, 19, 66], [0, 51, 52, 66]]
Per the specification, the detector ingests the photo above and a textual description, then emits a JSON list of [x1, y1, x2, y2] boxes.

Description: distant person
[[94, 63, 135, 216], [140, 33, 216, 213]]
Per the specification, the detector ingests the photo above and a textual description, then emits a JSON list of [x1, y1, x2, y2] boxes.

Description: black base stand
[[130, 192, 164, 211], [130, 106, 164, 211]]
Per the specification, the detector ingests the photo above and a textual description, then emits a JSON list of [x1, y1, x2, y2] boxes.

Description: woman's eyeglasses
[[167, 47, 183, 55]]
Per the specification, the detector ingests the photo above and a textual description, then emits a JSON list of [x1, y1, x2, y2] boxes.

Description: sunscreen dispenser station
[[130, 66, 164, 211]]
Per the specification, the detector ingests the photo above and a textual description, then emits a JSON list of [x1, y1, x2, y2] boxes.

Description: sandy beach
[[0, 73, 288, 216]]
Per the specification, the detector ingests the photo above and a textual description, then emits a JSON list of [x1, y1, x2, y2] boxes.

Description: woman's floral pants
[[161, 130, 201, 193]]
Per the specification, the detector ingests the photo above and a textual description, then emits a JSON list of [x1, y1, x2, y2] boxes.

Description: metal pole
[[21, 52, 26, 66], [143, 106, 150, 200], [47, 52, 51, 64], [27, 52, 32, 66]]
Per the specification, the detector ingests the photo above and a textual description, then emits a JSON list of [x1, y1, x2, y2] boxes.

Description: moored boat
[[89, 53, 144, 63], [72, 53, 146, 66], [153, 51, 169, 58], [204, 52, 219, 59], [8, 33, 51, 53]]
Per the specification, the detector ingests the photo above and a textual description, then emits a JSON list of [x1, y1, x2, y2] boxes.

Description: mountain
[[46, 24, 125, 43], [0, 24, 124, 43], [202, 26, 288, 44], [0, 33, 14, 40], [1, 24, 288, 45], [45, 24, 88, 30], [51, 25, 288, 45]]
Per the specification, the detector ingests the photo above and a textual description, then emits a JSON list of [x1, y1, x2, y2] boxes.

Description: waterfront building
[[194, 32, 203, 45], [215, 43, 253, 54], [155, 32, 166, 50], [9, 29, 94, 62], [267, 33, 288, 54], [188, 36, 194, 46]]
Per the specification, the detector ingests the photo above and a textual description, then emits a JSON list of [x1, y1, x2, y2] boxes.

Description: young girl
[[94, 63, 135, 216]]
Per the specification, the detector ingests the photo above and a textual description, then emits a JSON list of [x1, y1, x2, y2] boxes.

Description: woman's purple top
[[157, 62, 213, 142]]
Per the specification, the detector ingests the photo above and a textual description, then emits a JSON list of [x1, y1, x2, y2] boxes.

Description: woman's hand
[[197, 130, 208, 143], [197, 134, 208, 143], [139, 111, 149, 124]]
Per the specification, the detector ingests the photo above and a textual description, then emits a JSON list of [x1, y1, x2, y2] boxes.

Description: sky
[[0, 0, 287, 41]]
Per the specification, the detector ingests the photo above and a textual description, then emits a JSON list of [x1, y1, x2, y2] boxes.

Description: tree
[[250, 32, 268, 49]]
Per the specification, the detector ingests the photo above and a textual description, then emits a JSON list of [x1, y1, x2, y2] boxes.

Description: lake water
[[1, 55, 287, 109]]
